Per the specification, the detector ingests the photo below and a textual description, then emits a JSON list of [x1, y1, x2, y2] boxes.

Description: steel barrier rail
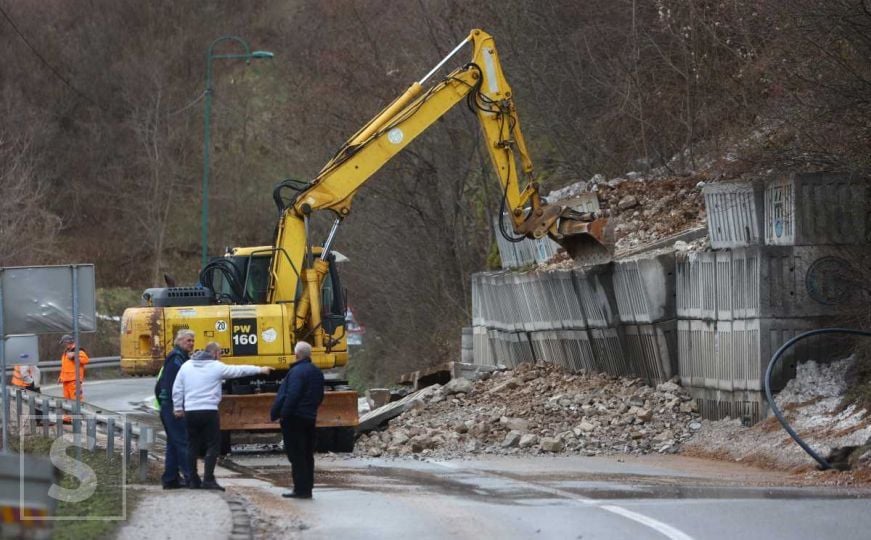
[[7, 386, 155, 481], [4, 356, 120, 376]]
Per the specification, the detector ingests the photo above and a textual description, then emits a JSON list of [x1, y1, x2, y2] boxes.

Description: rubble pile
[[600, 176, 706, 251], [685, 357, 871, 472], [354, 362, 703, 459], [548, 173, 707, 253]]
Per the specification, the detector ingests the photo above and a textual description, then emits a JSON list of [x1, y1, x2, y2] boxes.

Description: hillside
[[1, 0, 869, 382]]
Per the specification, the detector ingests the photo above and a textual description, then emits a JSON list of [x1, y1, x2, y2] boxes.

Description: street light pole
[[201, 36, 274, 269]]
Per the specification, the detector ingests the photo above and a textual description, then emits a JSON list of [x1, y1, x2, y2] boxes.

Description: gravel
[[683, 357, 871, 473]]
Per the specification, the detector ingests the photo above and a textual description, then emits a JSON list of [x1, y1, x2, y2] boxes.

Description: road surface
[[50, 377, 871, 539]]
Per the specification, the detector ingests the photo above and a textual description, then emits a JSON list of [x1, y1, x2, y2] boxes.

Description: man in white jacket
[[173, 342, 272, 490]]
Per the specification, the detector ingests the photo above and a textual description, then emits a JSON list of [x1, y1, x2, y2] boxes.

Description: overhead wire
[[0, 3, 109, 114]]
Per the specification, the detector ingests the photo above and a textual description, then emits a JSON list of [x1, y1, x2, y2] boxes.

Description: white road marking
[[430, 460, 694, 540], [601, 504, 694, 540]]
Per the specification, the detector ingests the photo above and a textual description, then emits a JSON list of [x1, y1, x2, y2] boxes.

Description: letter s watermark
[[48, 436, 97, 503]]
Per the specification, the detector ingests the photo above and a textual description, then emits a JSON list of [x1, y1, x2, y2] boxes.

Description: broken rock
[[540, 437, 564, 453], [502, 431, 522, 448], [519, 434, 539, 449], [444, 377, 474, 395], [500, 416, 530, 433]]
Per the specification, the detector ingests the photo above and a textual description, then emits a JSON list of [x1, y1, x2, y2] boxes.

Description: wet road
[[227, 452, 871, 540], [48, 377, 871, 539]]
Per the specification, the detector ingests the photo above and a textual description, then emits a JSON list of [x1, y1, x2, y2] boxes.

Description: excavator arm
[[268, 29, 612, 345]]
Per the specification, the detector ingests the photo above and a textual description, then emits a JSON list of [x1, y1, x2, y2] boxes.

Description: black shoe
[[187, 474, 202, 489], [281, 491, 312, 499], [200, 480, 225, 491], [162, 481, 183, 490]]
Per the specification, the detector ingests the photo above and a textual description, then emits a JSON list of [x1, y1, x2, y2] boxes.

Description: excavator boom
[[269, 29, 612, 309]]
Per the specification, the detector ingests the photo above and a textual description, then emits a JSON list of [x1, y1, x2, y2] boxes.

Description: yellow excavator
[[120, 28, 612, 453]]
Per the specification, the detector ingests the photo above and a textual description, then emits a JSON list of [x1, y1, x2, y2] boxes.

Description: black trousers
[[186, 410, 220, 483], [281, 416, 316, 495]]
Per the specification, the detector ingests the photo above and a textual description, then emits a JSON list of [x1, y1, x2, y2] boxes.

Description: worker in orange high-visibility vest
[[58, 335, 89, 404], [11, 364, 40, 392]]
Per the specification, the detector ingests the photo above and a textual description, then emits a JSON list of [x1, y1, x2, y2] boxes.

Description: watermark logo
[[19, 413, 127, 521]]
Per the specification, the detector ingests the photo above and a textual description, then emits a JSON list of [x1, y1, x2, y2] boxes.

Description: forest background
[[1, 0, 869, 386]]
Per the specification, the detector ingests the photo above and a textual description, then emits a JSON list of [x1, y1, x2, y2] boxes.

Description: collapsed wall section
[[472, 171, 869, 426]]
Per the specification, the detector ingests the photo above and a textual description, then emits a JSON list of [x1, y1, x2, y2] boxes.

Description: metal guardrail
[[4, 356, 120, 376], [7, 386, 154, 481]]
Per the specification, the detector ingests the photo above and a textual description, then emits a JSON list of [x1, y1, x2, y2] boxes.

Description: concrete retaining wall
[[686, 386, 767, 426], [469, 252, 678, 386], [676, 245, 870, 321], [613, 253, 676, 323], [703, 180, 765, 249], [493, 217, 561, 269], [765, 172, 869, 246], [676, 317, 836, 393], [473, 172, 866, 423]]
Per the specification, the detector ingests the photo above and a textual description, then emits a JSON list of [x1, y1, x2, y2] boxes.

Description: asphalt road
[[227, 453, 871, 540], [50, 377, 871, 540], [41, 377, 157, 415]]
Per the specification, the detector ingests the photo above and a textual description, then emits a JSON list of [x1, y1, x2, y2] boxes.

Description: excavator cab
[[206, 252, 272, 304]]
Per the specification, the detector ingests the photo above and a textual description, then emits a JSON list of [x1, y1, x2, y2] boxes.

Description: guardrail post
[[27, 393, 36, 433], [86, 416, 97, 452], [124, 421, 132, 465], [106, 417, 115, 457], [41, 398, 50, 438], [15, 388, 22, 429], [138, 426, 150, 482], [2, 385, 8, 443], [73, 415, 82, 447], [55, 399, 64, 438]]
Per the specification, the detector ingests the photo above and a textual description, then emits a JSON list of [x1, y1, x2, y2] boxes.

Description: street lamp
[[201, 36, 274, 269]]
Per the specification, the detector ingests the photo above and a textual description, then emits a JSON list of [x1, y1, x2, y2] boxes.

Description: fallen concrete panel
[[357, 385, 441, 433], [449, 361, 502, 381], [397, 364, 452, 391]]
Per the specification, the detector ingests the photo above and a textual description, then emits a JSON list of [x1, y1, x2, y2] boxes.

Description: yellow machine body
[[121, 29, 611, 451]]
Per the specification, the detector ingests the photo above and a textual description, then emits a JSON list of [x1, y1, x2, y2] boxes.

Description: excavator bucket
[[556, 215, 615, 264], [550, 193, 616, 264]]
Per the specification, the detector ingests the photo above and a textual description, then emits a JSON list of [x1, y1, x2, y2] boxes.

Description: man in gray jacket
[[173, 342, 272, 490]]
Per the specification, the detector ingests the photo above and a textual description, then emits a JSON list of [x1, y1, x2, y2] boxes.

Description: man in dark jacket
[[156, 329, 195, 489], [270, 341, 324, 499]]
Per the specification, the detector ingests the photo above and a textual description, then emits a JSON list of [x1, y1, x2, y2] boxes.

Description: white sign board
[[3, 334, 39, 366]]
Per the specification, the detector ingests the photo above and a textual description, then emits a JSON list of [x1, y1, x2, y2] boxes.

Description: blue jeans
[[160, 402, 192, 485]]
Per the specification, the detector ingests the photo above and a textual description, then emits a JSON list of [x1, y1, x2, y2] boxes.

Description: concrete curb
[[224, 495, 254, 540]]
